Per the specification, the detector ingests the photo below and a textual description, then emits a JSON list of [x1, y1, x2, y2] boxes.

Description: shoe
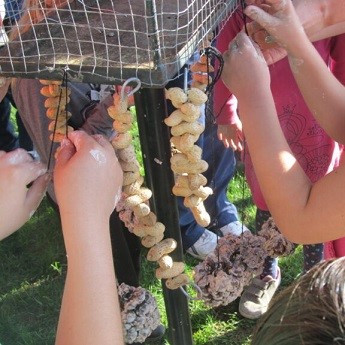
[[129, 324, 165, 344], [219, 221, 250, 237], [186, 229, 218, 260], [239, 267, 281, 319]]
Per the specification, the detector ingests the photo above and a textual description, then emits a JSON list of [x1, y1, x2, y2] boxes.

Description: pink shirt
[[214, 8, 345, 210]]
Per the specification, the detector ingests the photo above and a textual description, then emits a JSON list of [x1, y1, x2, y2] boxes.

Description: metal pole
[[134, 87, 194, 345]]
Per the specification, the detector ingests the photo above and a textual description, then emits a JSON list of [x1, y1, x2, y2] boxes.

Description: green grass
[[0, 170, 303, 345]]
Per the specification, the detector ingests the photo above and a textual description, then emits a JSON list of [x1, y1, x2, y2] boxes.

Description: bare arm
[[222, 29, 345, 244], [54, 131, 124, 345]]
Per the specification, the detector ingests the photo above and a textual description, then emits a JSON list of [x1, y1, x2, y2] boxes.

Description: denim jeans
[[0, 96, 19, 152]]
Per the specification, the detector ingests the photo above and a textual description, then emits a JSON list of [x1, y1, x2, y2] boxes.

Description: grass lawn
[[0, 169, 303, 345]]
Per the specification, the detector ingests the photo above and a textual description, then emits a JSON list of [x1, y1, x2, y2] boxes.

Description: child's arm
[[0, 149, 49, 240], [54, 130, 124, 345], [223, 31, 345, 244]]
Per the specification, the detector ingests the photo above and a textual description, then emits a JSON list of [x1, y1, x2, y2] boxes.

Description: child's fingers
[[5, 148, 34, 165], [55, 138, 76, 168], [92, 134, 114, 154], [245, 4, 276, 31], [24, 173, 51, 217], [236, 32, 266, 61], [21, 161, 48, 185]]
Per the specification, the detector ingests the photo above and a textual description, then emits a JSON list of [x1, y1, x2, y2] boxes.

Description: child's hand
[[54, 130, 123, 218], [0, 149, 49, 240], [217, 122, 244, 151], [222, 32, 269, 100], [244, 0, 306, 56], [246, 20, 288, 65]]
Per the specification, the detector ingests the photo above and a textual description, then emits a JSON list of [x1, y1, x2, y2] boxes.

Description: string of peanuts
[[109, 78, 195, 293], [164, 53, 214, 228], [39, 78, 72, 145]]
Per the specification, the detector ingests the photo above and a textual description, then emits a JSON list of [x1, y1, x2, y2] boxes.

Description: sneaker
[[219, 221, 250, 237], [239, 267, 281, 319], [186, 229, 218, 260]]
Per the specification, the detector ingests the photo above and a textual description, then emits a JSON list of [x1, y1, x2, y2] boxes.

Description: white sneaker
[[219, 221, 250, 237], [186, 229, 218, 260], [239, 267, 281, 319]]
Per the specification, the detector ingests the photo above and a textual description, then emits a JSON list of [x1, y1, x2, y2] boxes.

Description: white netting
[[0, 0, 240, 86]]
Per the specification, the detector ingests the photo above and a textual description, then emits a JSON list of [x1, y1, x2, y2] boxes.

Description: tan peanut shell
[[119, 160, 140, 173], [122, 175, 144, 195], [164, 109, 184, 127], [122, 170, 141, 187], [111, 132, 132, 150], [193, 186, 213, 200], [117, 145, 137, 163], [171, 159, 208, 174], [187, 88, 208, 106], [132, 203, 151, 218], [146, 238, 177, 262], [139, 212, 157, 226], [166, 273, 190, 290], [191, 203, 211, 227], [157, 255, 173, 270], [172, 185, 193, 197], [184, 145, 202, 163], [113, 120, 132, 133], [188, 174, 207, 190], [165, 87, 187, 108], [141, 232, 165, 248], [170, 121, 204, 137], [156, 262, 185, 280], [179, 103, 201, 120], [184, 195, 202, 208], [124, 187, 152, 207]]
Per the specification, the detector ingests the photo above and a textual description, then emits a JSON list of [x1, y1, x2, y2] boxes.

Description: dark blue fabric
[[0, 96, 19, 152]]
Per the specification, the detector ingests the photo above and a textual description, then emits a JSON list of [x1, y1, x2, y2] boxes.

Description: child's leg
[[303, 244, 324, 273], [256, 209, 279, 279]]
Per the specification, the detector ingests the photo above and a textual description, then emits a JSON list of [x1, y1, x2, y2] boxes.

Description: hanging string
[[47, 68, 69, 171]]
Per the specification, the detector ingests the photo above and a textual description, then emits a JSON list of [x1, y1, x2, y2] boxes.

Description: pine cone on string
[[193, 253, 246, 307], [258, 217, 295, 258], [118, 283, 161, 344], [239, 231, 267, 281], [193, 232, 267, 307], [115, 193, 138, 232]]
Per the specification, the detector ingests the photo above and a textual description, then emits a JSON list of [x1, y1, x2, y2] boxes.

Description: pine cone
[[194, 253, 245, 307], [258, 217, 295, 257], [118, 283, 161, 344], [194, 232, 267, 307]]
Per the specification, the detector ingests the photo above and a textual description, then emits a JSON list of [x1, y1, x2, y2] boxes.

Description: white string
[[120, 77, 141, 101]]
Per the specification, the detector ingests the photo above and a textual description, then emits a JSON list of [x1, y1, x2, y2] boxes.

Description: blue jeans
[[0, 96, 19, 152], [179, 118, 239, 250]]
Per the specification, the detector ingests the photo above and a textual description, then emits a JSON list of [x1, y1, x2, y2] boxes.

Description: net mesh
[[0, 0, 240, 86]]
